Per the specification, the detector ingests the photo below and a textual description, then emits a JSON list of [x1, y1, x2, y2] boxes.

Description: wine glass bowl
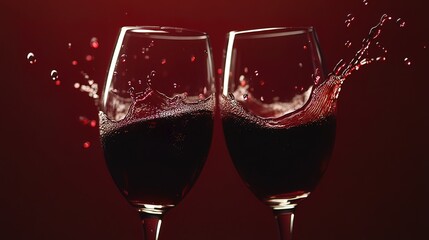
[[220, 27, 336, 239], [99, 26, 215, 240]]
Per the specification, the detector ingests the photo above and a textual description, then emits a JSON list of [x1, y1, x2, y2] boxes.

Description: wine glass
[[99, 26, 215, 240], [220, 27, 338, 239]]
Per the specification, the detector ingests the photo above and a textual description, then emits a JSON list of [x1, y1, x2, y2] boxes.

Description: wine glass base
[[264, 191, 310, 211], [133, 203, 175, 215]]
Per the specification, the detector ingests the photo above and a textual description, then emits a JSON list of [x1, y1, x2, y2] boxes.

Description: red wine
[[221, 78, 339, 208], [100, 92, 213, 211], [222, 113, 336, 201]]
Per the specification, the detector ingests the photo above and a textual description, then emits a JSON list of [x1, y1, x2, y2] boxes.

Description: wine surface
[[100, 91, 213, 211]]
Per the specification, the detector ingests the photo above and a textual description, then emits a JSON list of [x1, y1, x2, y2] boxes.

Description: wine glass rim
[[228, 26, 315, 39], [120, 26, 209, 40]]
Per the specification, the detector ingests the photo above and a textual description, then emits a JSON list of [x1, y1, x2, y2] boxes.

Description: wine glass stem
[[140, 213, 162, 240], [275, 211, 295, 240]]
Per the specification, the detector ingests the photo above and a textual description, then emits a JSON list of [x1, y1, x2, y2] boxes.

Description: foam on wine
[[100, 90, 214, 214], [100, 88, 214, 137]]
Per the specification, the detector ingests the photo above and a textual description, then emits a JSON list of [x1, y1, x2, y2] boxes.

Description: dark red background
[[1, 0, 428, 239]]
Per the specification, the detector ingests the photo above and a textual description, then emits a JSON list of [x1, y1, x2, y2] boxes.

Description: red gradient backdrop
[[1, 0, 428, 239]]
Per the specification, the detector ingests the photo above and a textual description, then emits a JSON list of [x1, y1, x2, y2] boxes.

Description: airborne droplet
[[404, 57, 411, 66], [90, 37, 99, 49], [396, 18, 406, 28], [83, 141, 91, 149], [27, 52, 36, 64], [150, 70, 156, 77], [86, 55, 94, 61], [51, 70, 59, 80], [345, 40, 352, 48], [120, 54, 127, 63], [345, 14, 355, 28], [242, 94, 248, 100]]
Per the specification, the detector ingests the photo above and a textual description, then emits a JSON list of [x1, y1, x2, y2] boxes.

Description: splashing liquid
[[27, 52, 36, 64], [221, 14, 400, 208], [224, 14, 394, 129], [290, 14, 393, 124], [334, 14, 391, 79]]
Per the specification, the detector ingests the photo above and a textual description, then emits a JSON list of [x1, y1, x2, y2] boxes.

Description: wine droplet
[[90, 37, 99, 49], [128, 87, 135, 99], [404, 57, 411, 66], [345, 40, 352, 48], [363, 0, 369, 6], [79, 116, 90, 125], [86, 55, 94, 61], [375, 41, 388, 53], [161, 58, 167, 64], [27, 52, 36, 64], [345, 14, 355, 28], [190, 55, 196, 62], [396, 18, 406, 28], [120, 54, 127, 63], [72, 60, 78, 66], [243, 94, 248, 100], [83, 141, 91, 149], [51, 70, 59, 80]]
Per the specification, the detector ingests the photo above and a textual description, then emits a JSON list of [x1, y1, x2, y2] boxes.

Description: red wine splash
[[333, 14, 391, 79], [293, 14, 399, 126], [220, 13, 406, 131], [26, 36, 102, 149], [26, 12, 413, 149]]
